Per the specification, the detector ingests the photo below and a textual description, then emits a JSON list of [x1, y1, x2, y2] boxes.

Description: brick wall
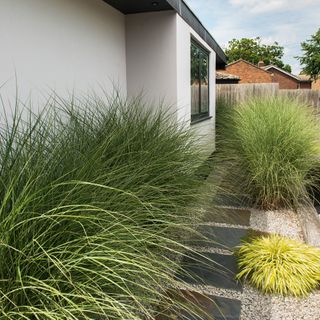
[[226, 60, 273, 84], [267, 67, 298, 89], [300, 82, 312, 89], [313, 80, 320, 90]]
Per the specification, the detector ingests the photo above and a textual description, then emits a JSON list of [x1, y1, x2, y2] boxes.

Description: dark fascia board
[[166, 0, 227, 67], [103, 0, 172, 14], [103, 0, 227, 67]]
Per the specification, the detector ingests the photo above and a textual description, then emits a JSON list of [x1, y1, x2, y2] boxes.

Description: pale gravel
[[184, 284, 242, 301], [184, 206, 320, 320], [199, 221, 251, 229], [247, 208, 320, 320], [270, 291, 320, 320], [240, 285, 272, 320], [191, 246, 232, 255], [250, 209, 304, 241]]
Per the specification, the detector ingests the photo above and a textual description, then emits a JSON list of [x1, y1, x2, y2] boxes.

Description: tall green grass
[[0, 93, 206, 319], [217, 96, 320, 209]]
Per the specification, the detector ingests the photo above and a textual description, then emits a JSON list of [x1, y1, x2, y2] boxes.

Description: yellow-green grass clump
[[236, 234, 320, 297]]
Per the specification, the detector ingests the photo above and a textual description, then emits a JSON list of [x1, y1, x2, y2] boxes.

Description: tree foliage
[[297, 28, 320, 80], [225, 37, 292, 73]]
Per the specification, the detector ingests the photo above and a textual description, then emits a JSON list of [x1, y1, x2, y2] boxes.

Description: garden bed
[[246, 206, 320, 320]]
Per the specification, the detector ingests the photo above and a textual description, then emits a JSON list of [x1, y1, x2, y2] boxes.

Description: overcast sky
[[184, 0, 320, 74]]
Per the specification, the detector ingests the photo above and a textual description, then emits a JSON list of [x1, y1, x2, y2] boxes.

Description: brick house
[[263, 66, 312, 89], [297, 75, 320, 90], [219, 59, 312, 90], [223, 59, 273, 84], [312, 79, 320, 90]]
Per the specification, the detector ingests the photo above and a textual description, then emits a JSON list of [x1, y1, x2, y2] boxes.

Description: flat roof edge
[[166, 0, 227, 66]]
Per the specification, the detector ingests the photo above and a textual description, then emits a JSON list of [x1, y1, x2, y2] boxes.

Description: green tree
[[297, 28, 320, 80], [225, 37, 292, 73]]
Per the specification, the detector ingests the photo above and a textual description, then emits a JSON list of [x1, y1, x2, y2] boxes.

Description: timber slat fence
[[217, 83, 320, 108]]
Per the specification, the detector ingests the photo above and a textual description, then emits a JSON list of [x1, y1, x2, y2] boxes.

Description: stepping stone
[[191, 225, 248, 250], [202, 208, 251, 226], [178, 290, 242, 320], [178, 252, 242, 291], [156, 290, 241, 320]]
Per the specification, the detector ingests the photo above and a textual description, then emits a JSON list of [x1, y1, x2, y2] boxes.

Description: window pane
[[191, 41, 209, 121], [191, 43, 200, 116], [200, 51, 209, 113]]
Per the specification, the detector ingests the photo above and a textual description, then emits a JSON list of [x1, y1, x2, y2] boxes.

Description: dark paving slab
[[178, 252, 242, 291], [202, 207, 251, 226], [156, 290, 241, 320], [190, 225, 248, 250], [178, 290, 241, 320]]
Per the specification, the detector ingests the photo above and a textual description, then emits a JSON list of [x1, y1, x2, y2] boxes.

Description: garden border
[[297, 205, 320, 248]]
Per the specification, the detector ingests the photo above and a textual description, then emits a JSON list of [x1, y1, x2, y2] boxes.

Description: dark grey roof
[[104, 0, 172, 14], [103, 0, 227, 67]]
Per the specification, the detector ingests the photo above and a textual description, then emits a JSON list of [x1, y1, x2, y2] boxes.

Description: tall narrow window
[[191, 40, 209, 122]]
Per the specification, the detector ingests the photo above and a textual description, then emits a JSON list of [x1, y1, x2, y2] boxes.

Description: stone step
[[190, 225, 248, 250], [178, 290, 242, 320], [156, 290, 241, 320], [202, 207, 251, 227], [177, 252, 242, 291]]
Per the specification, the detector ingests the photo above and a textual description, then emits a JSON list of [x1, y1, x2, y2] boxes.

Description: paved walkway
[[176, 204, 252, 320]]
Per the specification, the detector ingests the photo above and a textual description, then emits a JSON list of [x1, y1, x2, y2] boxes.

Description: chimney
[[258, 61, 265, 68]]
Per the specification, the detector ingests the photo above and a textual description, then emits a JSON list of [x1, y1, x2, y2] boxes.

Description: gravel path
[[247, 207, 320, 320], [270, 292, 320, 320], [186, 205, 320, 320], [250, 209, 304, 241]]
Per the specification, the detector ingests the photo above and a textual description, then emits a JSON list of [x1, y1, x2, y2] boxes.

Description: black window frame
[[190, 38, 210, 123]]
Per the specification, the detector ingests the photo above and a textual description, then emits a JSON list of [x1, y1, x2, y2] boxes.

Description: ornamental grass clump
[[0, 93, 205, 319], [236, 234, 320, 297], [218, 96, 320, 209]]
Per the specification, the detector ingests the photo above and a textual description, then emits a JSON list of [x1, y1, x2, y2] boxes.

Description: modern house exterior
[[0, 0, 227, 154]]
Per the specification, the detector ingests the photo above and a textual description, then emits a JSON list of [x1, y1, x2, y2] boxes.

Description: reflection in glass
[[191, 43, 200, 116], [190, 41, 209, 121], [200, 52, 209, 113]]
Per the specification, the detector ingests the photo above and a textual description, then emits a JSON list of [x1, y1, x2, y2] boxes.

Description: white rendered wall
[[126, 12, 216, 154], [125, 11, 177, 111], [0, 0, 127, 106], [176, 15, 216, 155]]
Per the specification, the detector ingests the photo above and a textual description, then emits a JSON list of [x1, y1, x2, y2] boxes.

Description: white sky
[[184, 0, 320, 74]]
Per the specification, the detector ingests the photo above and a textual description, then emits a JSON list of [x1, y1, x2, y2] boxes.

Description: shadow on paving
[[177, 251, 242, 291], [189, 225, 248, 250]]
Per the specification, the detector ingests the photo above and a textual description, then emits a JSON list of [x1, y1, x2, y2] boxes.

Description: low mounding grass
[[0, 93, 205, 319], [217, 96, 320, 209], [236, 234, 320, 297]]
